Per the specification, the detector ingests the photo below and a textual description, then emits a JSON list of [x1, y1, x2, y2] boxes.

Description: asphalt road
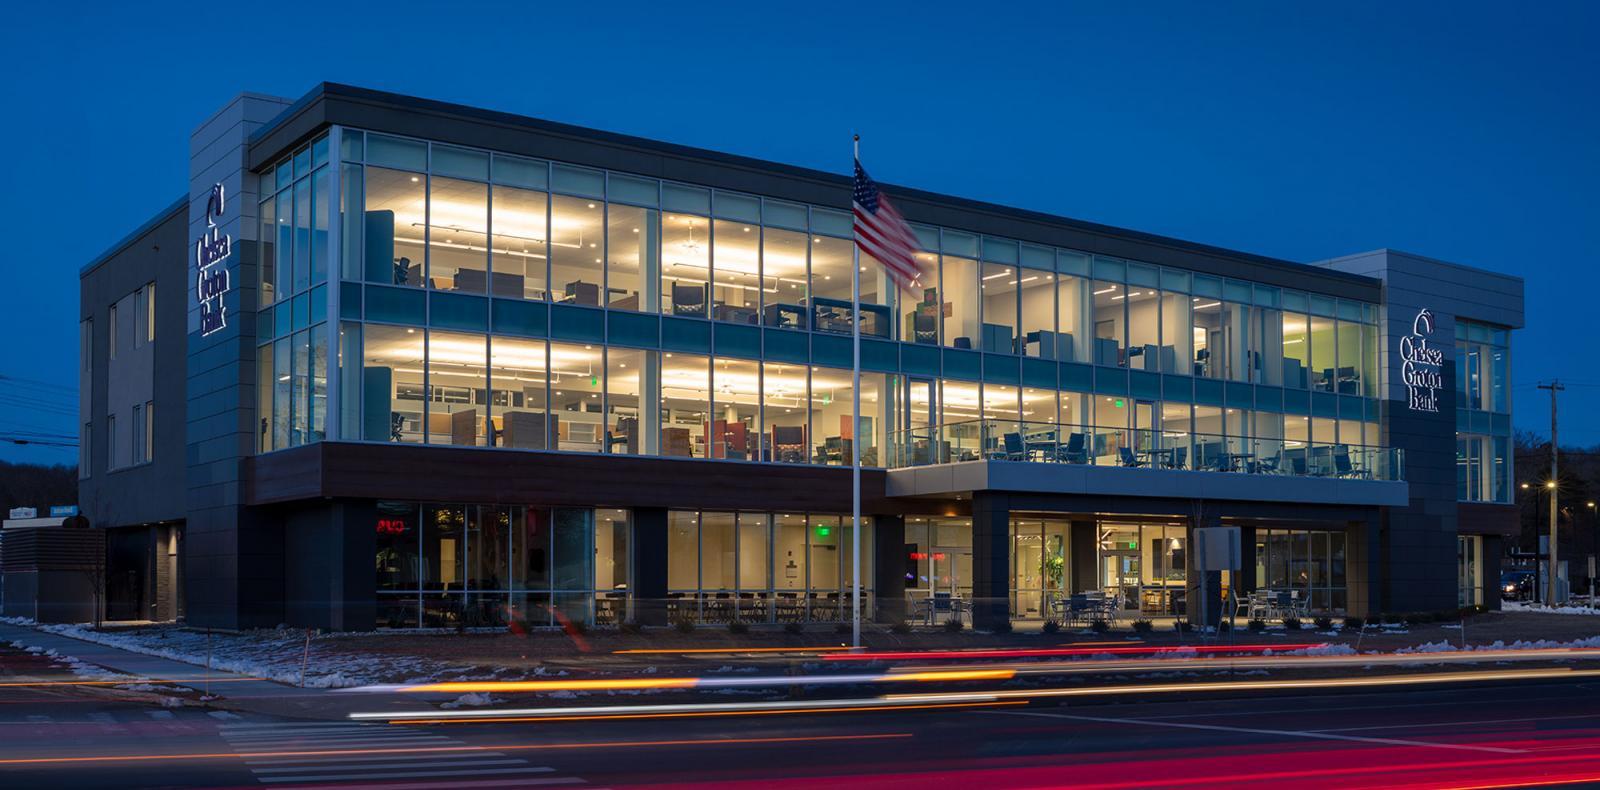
[[6, 643, 1600, 789]]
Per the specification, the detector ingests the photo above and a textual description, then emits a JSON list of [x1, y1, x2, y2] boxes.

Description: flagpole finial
[[853, 133, 859, 141]]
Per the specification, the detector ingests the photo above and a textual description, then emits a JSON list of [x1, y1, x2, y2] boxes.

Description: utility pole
[[1539, 380, 1564, 606]]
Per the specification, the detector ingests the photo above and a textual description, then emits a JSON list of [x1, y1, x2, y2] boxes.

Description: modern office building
[[76, 83, 1523, 631]]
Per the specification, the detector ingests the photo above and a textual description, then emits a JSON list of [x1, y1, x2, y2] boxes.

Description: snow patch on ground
[[440, 692, 504, 708], [17, 623, 461, 688], [1504, 601, 1600, 616]]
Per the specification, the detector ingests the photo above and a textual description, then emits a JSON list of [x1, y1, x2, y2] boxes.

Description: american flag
[[853, 160, 927, 290]]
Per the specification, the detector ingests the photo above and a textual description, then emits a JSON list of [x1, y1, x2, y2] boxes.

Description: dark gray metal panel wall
[[184, 93, 295, 629], [78, 205, 188, 530], [970, 493, 1011, 630], [631, 507, 669, 626], [1318, 250, 1524, 614], [283, 501, 376, 631]]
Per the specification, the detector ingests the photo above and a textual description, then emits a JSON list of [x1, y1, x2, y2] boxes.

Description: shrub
[[1381, 612, 1402, 625], [834, 622, 852, 635], [673, 618, 696, 634], [1248, 618, 1267, 633], [1281, 616, 1301, 631], [1314, 616, 1334, 631], [783, 621, 805, 635], [1041, 620, 1061, 634], [1404, 612, 1432, 626], [1173, 620, 1192, 634], [1343, 616, 1365, 630], [1132, 619, 1154, 634], [1217, 619, 1232, 633], [890, 620, 913, 635], [1089, 619, 1110, 634], [1435, 610, 1462, 622], [564, 618, 589, 636], [620, 620, 645, 635], [943, 618, 965, 633], [727, 620, 749, 635], [989, 619, 1014, 634]]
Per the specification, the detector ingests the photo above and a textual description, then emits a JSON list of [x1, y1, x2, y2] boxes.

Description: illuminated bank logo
[[195, 183, 231, 337], [1400, 307, 1442, 412]]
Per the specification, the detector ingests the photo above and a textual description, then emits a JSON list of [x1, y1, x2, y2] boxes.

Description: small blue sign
[[49, 505, 79, 518]]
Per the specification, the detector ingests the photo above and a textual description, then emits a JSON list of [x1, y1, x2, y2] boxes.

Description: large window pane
[[668, 511, 698, 590], [713, 358, 759, 460], [260, 196, 278, 305], [981, 262, 1018, 353], [490, 336, 550, 449], [775, 514, 807, 592], [764, 362, 808, 463], [809, 515, 840, 592], [469, 506, 512, 591], [1018, 269, 1056, 358], [490, 185, 549, 300], [552, 507, 593, 624], [606, 347, 645, 455], [859, 372, 892, 467], [360, 325, 423, 443], [943, 256, 979, 349], [595, 508, 630, 591], [293, 179, 311, 292], [1056, 273, 1090, 363], [551, 196, 604, 306], [551, 342, 603, 451], [1092, 281, 1125, 366], [738, 513, 771, 591], [290, 329, 309, 446], [607, 203, 657, 311], [761, 227, 808, 329], [810, 366, 853, 465], [701, 512, 737, 591], [311, 168, 330, 284], [662, 212, 709, 317], [363, 167, 426, 287], [1309, 315, 1336, 392], [1126, 287, 1161, 371], [422, 505, 466, 591], [375, 501, 419, 591], [309, 323, 327, 442], [427, 330, 487, 446], [711, 219, 760, 323], [660, 352, 708, 457], [810, 236, 853, 333], [1255, 307, 1283, 385], [1334, 320, 1362, 394], [427, 177, 488, 293], [1282, 311, 1309, 389]]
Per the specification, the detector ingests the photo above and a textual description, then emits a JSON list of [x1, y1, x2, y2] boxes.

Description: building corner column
[[970, 493, 1010, 631]]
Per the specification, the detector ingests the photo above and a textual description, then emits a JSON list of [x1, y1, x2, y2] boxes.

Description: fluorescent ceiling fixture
[[1093, 287, 1116, 295]]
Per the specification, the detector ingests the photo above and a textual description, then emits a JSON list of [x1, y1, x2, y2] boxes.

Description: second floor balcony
[[886, 420, 1404, 483]]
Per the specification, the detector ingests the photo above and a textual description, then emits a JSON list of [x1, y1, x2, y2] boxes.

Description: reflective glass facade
[[255, 128, 1393, 481], [1455, 319, 1512, 502]]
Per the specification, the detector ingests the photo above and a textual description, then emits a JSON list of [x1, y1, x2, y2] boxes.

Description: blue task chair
[[1060, 433, 1089, 464], [1002, 432, 1027, 460], [1119, 446, 1144, 467]]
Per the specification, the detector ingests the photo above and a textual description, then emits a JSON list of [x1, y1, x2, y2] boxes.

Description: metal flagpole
[[851, 134, 863, 649]]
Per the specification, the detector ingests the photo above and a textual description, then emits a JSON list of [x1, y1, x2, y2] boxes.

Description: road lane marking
[[987, 709, 1528, 753], [254, 767, 568, 784], [1313, 712, 1600, 733], [250, 758, 529, 773]]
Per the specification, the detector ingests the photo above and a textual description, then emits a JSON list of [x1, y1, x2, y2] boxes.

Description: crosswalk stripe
[[263, 779, 587, 790], [254, 766, 565, 784], [251, 759, 528, 774], [244, 751, 510, 765], [232, 737, 458, 752], [226, 731, 443, 743]]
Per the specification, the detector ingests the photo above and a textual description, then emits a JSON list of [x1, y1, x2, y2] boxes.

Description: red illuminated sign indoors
[[376, 519, 408, 536]]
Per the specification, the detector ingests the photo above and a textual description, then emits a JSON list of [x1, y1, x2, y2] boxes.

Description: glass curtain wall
[[666, 510, 873, 622], [1254, 528, 1347, 613], [376, 502, 630, 628]]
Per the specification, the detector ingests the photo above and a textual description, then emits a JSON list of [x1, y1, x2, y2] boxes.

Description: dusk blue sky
[[3, 2, 1597, 466]]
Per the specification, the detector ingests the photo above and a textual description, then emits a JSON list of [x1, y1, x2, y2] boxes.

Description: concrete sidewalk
[[0, 622, 419, 721]]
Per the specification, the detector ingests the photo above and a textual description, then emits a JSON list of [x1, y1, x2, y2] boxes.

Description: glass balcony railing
[[886, 420, 1404, 482]]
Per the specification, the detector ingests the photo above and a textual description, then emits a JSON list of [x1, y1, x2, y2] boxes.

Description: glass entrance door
[[932, 548, 971, 598]]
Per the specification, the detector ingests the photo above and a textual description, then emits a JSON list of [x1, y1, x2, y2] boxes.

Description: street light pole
[[1539, 381, 1564, 606]]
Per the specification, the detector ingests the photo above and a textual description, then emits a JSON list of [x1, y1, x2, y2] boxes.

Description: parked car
[[1500, 570, 1537, 601]]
